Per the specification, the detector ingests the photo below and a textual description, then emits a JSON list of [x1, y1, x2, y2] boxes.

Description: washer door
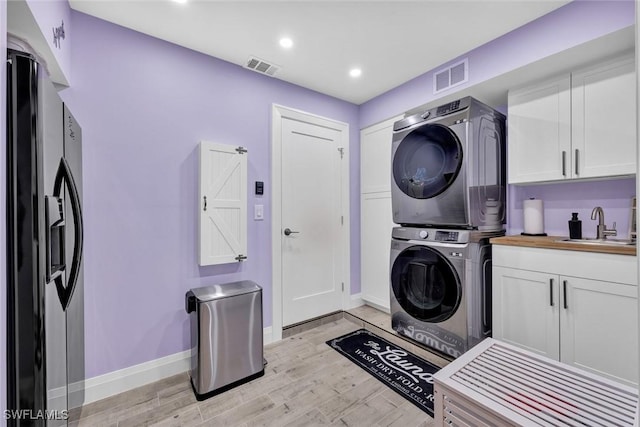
[[391, 245, 461, 322], [393, 123, 462, 199]]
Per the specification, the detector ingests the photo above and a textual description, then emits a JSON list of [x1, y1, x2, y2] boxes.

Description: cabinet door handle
[[549, 279, 554, 306], [562, 151, 567, 177], [575, 149, 579, 176], [563, 280, 568, 309]]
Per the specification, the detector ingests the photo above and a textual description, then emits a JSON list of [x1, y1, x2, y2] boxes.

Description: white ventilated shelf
[[434, 338, 638, 427]]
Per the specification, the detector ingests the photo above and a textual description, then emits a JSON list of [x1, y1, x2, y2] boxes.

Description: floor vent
[[245, 56, 280, 76], [433, 58, 468, 94]]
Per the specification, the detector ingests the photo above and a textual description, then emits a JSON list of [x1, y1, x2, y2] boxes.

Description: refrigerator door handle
[[45, 196, 66, 283], [52, 158, 84, 311]]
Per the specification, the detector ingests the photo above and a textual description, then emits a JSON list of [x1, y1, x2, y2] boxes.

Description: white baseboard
[[349, 293, 365, 309], [362, 299, 391, 314], [77, 326, 273, 405], [263, 326, 273, 345], [360, 295, 391, 313], [83, 349, 191, 405]]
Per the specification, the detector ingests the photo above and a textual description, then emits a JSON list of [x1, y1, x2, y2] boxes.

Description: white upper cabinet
[[572, 56, 636, 178], [508, 54, 636, 184], [360, 118, 399, 194], [199, 141, 248, 266], [508, 75, 571, 183]]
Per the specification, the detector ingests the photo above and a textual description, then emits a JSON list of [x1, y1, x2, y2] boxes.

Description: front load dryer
[[390, 226, 502, 358], [391, 97, 506, 231]]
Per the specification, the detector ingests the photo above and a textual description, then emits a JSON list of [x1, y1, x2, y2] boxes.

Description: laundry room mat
[[326, 329, 440, 416]]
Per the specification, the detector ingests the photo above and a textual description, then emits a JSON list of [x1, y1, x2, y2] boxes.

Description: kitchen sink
[[556, 238, 636, 246]]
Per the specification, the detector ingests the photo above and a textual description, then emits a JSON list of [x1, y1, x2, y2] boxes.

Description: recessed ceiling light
[[349, 68, 362, 78], [173, 0, 187, 4], [279, 38, 293, 49]]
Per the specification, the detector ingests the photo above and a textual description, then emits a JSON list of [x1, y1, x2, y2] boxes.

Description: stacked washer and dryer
[[389, 97, 506, 358]]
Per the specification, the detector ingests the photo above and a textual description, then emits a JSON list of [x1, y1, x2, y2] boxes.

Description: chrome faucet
[[591, 206, 617, 239]]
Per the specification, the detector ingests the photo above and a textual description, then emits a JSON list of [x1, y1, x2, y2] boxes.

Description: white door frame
[[271, 104, 351, 342]]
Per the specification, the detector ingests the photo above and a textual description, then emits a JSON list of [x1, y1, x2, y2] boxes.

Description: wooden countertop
[[490, 235, 637, 256]]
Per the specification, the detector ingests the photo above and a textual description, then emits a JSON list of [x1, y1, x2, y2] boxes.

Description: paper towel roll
[[523, 199, 545, 235]]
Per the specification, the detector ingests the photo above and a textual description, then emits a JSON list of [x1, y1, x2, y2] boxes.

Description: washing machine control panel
[[435, 231, 460, 242], [392, 227, 474, 243]]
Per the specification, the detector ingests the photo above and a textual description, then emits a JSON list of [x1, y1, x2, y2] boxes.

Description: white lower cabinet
[[561, 276, 638, 384], [493, 267, 560, 360], [493, 245, 638, 385]]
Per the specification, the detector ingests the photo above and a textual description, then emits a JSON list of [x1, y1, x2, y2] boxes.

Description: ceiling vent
[[433, 58, 468, 94], [245, 56, 280, 76]]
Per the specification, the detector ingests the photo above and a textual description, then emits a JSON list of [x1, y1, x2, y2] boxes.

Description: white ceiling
[[69, 0, 571, 105]]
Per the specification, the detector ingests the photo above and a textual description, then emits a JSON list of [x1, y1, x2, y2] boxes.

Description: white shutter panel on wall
[[199, 141, 248, 266]]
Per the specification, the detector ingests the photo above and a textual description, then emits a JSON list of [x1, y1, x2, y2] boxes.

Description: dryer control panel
[[435, 230, 460, 242], [436, 100, 461, 116], [392, 226, 471, 243]]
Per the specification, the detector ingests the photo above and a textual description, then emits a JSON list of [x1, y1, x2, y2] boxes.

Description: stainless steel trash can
[[185, 281, 264, 399]]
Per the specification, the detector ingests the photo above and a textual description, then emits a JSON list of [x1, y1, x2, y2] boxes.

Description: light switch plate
[[254, 204, 264, 220]]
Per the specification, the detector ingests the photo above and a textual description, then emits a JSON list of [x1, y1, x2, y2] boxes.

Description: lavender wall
[[359, 0, 635, 128], [1, 0, 7, 423], [60, 11, 359, 378]]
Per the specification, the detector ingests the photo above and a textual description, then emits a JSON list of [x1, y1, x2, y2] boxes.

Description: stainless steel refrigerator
[[7, 49, 84, 426]]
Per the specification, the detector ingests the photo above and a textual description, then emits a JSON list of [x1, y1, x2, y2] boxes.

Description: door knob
[[283, 228, 300, 236]]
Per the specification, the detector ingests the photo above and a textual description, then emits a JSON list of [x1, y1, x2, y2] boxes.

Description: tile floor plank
[[206, 395, 275, 426], [69, 416, 118, 427], [267, 376, 325, 406], [117, 393, 197, 427], [332, 393, 398, 426], [320, 359, 371, 394], [284, 408, 330, 426], [197, 389, 243, 421], [376, 401, 434, 427], [283, 348, 344, 381], [248, 381, 338, 426], [235, 371, 292, 402], [72, 386, 158, 421], [71, 395, 159, 426], [157, 380, 193, 406], [379, 388, 409, 408], [317, 376, 386, 423], [148, 406, 203, 427]]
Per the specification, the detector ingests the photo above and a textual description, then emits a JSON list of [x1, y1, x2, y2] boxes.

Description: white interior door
[[280, 114, 345, 326]]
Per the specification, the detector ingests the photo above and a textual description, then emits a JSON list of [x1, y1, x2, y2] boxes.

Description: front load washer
[[390, 226, 502, 358], [391, 97, 506, 230]]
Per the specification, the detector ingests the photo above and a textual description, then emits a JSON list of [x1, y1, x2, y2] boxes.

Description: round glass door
[[391, 245, 461, 322], [393, 123, 462, 199]]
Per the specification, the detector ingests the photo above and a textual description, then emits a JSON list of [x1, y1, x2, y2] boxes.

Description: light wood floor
[[72, 308, 445, 426]]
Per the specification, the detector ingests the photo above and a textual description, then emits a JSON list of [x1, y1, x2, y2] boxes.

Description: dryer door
[[392, 123, 463, 199], [391, 245, 461, 322]]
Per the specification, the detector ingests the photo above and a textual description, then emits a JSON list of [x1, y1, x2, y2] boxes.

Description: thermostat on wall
[[255, 181, 264, 195]]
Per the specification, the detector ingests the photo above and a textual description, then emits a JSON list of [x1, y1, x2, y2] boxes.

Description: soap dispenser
[[568, 212, 582, 239]]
